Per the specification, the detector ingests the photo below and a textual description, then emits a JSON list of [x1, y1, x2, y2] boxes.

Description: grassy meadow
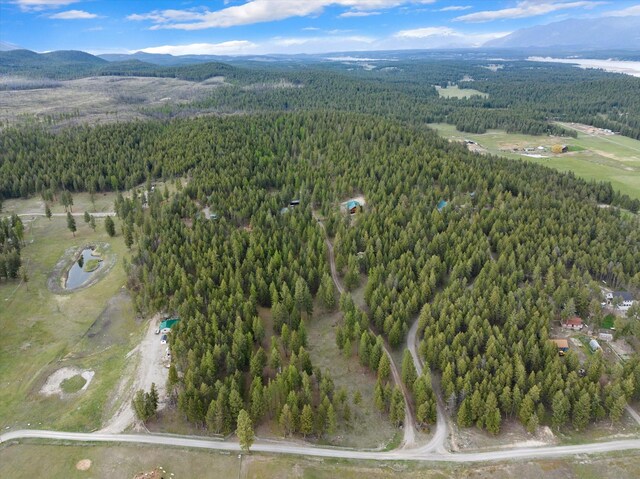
[[0, 212, 139, 432], [428, 123, 640, 200]]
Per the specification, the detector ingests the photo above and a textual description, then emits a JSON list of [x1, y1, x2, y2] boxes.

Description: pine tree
[[609, 395, 627, 424], [326, 403, 337, 435], [300, 404, 313, 438], [526, 412, 539, 434], [132, 389, 147, 421], [124, 225, 134, 249], [401, 350, 417, 392], [457, 398, 473, 427], [105, 215, 116, 237], [279, 404, 294, 437], [66, 212, 76, 237], [377, 353, 390, 381], [319, 273, 336, 310], [572, 392, 591, 431], [236, 409, 254, 452], [551, 390, 570, 430], [206, 400, 218, 432], [84, 211, 91, 223], [45, 204, 52, 220]]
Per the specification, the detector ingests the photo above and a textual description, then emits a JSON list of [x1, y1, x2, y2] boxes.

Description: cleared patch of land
[[435, 85, 488, 99], [429, 123, 640, 200], [3, 442, 640, 478], [306, 304, 399, 449], [0, 75, 227, 128], [0, 213, 138, 432]]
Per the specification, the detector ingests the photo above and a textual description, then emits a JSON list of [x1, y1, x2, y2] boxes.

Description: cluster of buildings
[[605, 291, 635, 312]]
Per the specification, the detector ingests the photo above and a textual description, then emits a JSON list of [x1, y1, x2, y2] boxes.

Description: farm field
[[435, 85, 488, 99], [428, 123, 640, 200], [0, 211, 138, 432], [2, 442, 640, 479]]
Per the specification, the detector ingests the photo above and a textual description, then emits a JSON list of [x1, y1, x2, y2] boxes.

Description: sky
[[1, 0, 639, 55]]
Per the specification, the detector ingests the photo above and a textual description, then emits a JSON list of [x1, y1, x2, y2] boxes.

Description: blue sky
[[1, 1, 639, 55]]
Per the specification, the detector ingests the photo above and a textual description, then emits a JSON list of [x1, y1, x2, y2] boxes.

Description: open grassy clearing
[[306, 297, 399, 449], [1, 178, 186, 217], [0, 213, 139, 432], [435, 85, 488, 99], [428, 123, 640, 200], [2, 442, 640, 479]]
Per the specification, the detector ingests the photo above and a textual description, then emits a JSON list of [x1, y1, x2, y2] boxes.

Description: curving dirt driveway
[[314, 212, 416, 448]]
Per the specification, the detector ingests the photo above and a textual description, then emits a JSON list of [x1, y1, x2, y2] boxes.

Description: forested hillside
[[4, 50, 640, 140], [18, 111, 637, 435]]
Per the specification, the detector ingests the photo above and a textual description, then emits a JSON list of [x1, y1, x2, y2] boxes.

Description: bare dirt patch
[[75, 459, 92, 471], [451, 419, 557, 451], [40, 367, 94, 398], [0, 75, 230, 129], [133, 468, 164, 479], [100, 315, 169, 433]]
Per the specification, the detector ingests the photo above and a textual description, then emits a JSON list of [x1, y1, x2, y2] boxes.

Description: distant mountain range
[[485, 16, 640, 50], [2, 15, 640, 79]]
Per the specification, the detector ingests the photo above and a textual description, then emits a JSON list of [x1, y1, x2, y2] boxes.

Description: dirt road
[[2, 429, 640, 463], [407, 318, 448, 454], [99, 317, 168, 433], [314, 213, 416, 447]]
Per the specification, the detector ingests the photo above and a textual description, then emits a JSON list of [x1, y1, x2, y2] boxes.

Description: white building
[[606, 291, 635, 311]]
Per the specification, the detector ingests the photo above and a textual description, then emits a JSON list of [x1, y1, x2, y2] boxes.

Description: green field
[[435, 85, 488, 99], [0, 213, 138, 432], [2, 442, 640, 479], [428, 123, 640, 200]]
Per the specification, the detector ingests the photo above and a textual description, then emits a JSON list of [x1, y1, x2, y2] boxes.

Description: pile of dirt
[[76, 459, 92, 471]]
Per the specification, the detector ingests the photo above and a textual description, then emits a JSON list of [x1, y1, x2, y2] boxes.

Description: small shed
[[550, 339, 569, 355], [346, 200, 361, 215], [598, 332, 613, 341], [589, 339, 601, 352], [159, 317, 180, 333]]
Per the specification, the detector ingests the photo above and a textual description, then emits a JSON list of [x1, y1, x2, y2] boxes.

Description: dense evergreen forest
[[41, 111, 634, 435], [3, 48, 640, 437], [3, 49, 640, 139], [0, 214, 23, 280]]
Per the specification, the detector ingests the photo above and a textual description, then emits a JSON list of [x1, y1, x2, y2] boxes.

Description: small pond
[[65, 248, 103, 290]]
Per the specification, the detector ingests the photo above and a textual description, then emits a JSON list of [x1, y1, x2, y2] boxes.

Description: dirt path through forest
[[313, 211, 416, 448]]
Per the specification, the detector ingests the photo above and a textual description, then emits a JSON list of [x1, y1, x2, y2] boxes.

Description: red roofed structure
[[562, 317, 584, 330]]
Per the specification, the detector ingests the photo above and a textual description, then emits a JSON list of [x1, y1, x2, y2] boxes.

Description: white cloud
[[135, 40, 257, 56], [394, 26, 510, 46], [438, 5, 472, 11], [455, 1, 604, 23], [605, 5, 640, 17], [395, 26, 456, 38], [128, 1, 435, 30], [14, 0, 80, 12], [49, 9, 98, 20], [273, 35, 375, 46], [339, 10, 382, 17]]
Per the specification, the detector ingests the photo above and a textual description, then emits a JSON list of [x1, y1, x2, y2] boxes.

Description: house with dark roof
[[606, 291, 635, 311]]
